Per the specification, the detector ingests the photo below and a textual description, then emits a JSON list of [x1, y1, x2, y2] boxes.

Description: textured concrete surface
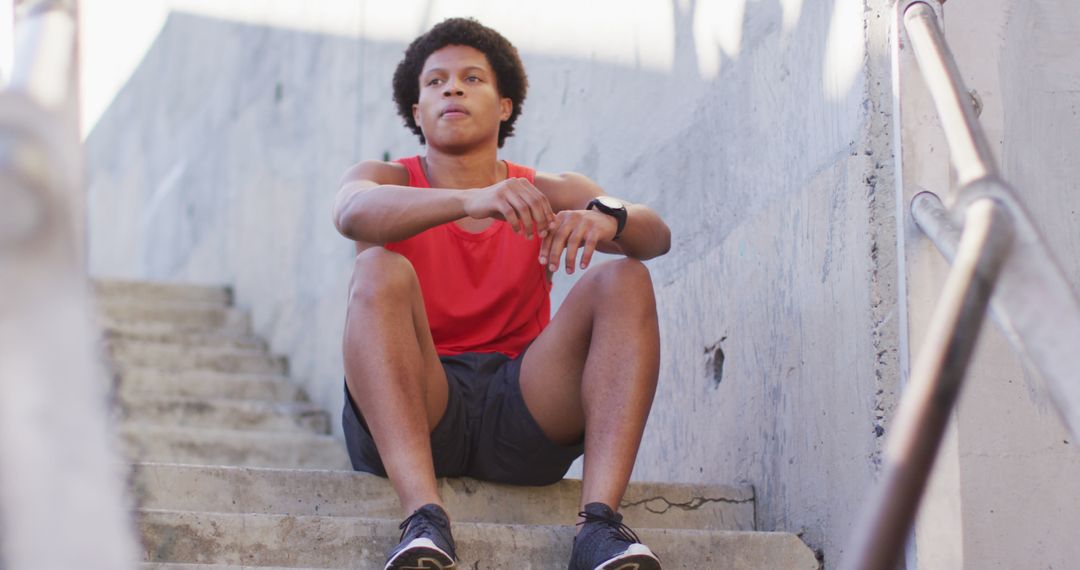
[[138, 509, 818, 569], [101, 278, 819, 569], [120, 424, 352, 469], [98, 301, 251, 335], [117, 368, 308, 403], [108, 340, 287, 375], [131, 463, 754, 531], [119, 396, 331, 433]]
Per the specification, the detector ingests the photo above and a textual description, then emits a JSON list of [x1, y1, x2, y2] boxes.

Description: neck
[[422, 145, 505, 190]]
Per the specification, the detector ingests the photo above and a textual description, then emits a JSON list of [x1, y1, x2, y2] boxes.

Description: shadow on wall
[[85, 1, 880, 568]]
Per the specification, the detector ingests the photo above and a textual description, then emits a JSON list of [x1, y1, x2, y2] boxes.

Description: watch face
[[597, 196, 623, 210]]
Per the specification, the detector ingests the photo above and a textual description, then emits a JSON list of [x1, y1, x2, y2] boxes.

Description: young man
[[332, 17, 671, 570]]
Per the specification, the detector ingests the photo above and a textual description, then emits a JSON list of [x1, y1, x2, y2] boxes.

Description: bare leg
[[343, 247, 450, 516], [519, 259, 661, 522]]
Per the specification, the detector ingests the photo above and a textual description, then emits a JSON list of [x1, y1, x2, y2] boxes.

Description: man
[[332, 17, 670, 570]]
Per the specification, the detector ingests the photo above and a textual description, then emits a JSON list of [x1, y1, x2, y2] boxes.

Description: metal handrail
[[0, 1, 138, 568], [843, 1, 1080, 568], [902, 3, 995, 186]]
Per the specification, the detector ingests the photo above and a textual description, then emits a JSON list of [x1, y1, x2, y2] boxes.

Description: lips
[[441, 105, 469, 117]]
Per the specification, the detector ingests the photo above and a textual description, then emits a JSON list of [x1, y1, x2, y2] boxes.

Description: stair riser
[[110, 345, 286, 375], [138, 511, 818, 569], [98, 304, 250, 335], [120, 400, 331, 434], [121, 427, 351, 470], [94, 280, 232, 306], [104, 329, 265, 351], [117, 370, 307, 403], [131, 464, 753, 531]]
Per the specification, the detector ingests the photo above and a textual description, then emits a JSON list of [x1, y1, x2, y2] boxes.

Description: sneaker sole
[[597, 544, 662, 570], [385, 542, 456, 570]]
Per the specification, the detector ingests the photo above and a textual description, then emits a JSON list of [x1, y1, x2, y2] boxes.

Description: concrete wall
[[897, 1, 1080, 568], [949, 1, 1080, 568], [84, 1, 902, 566]]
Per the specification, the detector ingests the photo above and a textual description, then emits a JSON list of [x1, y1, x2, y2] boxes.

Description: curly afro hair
[[393, 18, 528, 148]]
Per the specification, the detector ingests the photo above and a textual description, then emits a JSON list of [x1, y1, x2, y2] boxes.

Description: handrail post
[[0, 1, 138, 568], [843, 198, 1013, 570]]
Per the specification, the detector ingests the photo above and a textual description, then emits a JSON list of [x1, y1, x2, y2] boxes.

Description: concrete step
[[119, 397, 331, 434], [97, 301, 250, 335], [131, 463, 754, 532], [94, 278, 232, 306], [108, 340, 287, 375], [103, 327, 266, 351], [138, 509, 818, 569], [117, 368, 308, 403], [121, 425, 351, 470], [137, 561, 311, 565]]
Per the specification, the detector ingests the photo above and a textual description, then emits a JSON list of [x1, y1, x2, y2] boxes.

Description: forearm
[[607, 204, 671, 260], [336, 185, 467, 244]]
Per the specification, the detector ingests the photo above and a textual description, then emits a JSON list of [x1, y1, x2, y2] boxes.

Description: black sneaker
[[384, 503, 458, 570], [568, 502, 661, 570]]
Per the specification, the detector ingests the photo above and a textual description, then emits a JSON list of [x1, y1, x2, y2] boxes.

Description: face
[[412, 45, 512, 151]]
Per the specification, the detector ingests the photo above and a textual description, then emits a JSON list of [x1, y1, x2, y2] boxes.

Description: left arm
[[534, 171, 671, 275]]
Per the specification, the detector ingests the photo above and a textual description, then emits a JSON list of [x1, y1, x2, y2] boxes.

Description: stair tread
[[121, 425, 350, 470], [131, 462, 754, 531], [117, 368, 308, 403], [119, 396, 330, 434], [139, 509, 818, 569], [94, 278, 232, 306]]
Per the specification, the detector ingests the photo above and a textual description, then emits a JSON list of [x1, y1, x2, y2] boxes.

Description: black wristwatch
[[586, 197, 627, 240]]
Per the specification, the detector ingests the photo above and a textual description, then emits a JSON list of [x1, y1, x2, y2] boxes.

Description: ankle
[[403, 499, 449, 521]]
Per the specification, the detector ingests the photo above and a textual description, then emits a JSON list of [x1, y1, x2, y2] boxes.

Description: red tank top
[[385, 156, 551, 358]]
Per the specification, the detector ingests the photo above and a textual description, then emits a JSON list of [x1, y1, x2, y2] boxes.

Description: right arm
[[332, 160, 469, 245], [332, 160, 556, 246]]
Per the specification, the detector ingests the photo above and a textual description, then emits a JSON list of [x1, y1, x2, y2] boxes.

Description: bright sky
[[79, 0, 863, 138]]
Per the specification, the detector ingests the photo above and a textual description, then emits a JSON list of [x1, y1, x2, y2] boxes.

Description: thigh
[[344, 247, 450, 430], [518, 271, 601, 446]]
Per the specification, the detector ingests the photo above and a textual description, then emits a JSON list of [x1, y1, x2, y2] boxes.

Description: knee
[[348, 247, 417, 306], [586, 259, 656, 307], [587, 258, 652, 293]]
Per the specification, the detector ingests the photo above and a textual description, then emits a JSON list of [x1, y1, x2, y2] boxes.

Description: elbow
[[648, 225, 671, 259], [334, 202, 372, 243]]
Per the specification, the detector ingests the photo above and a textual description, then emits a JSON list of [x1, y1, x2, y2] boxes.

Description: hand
[[462, 177, 555, 240], [539, 210, 619, 275]]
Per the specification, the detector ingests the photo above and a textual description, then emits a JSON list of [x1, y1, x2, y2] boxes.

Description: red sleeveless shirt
[[385, 156, 551, 358]]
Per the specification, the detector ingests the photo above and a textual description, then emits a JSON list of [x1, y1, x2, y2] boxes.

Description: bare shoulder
[[339, 160, 410, 187], [534, 171, 604, 212]]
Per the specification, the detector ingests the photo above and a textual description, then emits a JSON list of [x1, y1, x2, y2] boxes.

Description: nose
[[442, 77, 464, 97]]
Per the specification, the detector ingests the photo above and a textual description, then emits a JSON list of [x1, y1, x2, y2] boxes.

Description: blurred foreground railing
[[0, 1, 137, 568], [842, 2, 1080, 569]]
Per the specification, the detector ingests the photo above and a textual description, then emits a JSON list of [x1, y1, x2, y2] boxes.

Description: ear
[[412, 103, 421, 125], [499, 97, 512, 122]]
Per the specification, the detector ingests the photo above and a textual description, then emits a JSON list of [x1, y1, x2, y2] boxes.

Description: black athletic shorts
[[342, 349, 584, 486]]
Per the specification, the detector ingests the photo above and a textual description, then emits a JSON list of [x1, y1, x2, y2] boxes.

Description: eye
[[466, 75, 481, 82], [426, 77, 443, 86]]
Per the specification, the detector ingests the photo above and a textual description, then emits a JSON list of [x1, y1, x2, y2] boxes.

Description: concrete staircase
[[96, 278, 820, 569]]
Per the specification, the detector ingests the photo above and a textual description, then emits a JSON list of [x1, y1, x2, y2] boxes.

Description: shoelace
[[398, 509, 435, 543], [575, 510, 642, 545]]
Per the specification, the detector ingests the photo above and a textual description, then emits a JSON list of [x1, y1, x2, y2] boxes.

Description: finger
[[499, 203, 522, 235], [580, 231, 600, 270], [564, 225, 588, 275], [546, 215, 574, 272], [517, 186, 550, 239], [539, 227, 553, 265], [522, 179, 556, 227], [506, 193, 536, 239]]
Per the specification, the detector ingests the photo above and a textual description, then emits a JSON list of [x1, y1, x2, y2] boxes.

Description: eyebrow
[[422, 65, 488, 76]]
